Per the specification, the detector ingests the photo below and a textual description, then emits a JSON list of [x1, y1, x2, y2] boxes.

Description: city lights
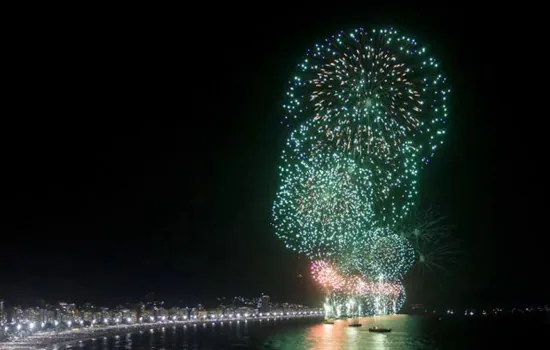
[[0, 295, 323, 346]]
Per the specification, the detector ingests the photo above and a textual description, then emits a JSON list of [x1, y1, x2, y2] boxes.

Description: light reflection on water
[[271, 315, 409, 350], [50, 314, 549, 349]]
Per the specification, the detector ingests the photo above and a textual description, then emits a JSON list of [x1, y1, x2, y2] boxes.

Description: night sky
[[2, 6, 547, 308]]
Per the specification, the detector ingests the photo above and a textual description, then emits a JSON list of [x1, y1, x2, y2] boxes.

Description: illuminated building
[[259, 295, 270, 313]]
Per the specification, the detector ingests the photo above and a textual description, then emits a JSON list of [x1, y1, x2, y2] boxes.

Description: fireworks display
[[312, 261, 406, 317], [281, 27, 450, 224], [272, 152, 375, 257], [397, 207, 459, 273], [272, 27, 453, 317], [341, 229, 416, 280]]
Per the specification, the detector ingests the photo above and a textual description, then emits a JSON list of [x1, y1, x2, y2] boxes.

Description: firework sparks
[[281, 27, 450, 224], [273, 27, 452, 314]]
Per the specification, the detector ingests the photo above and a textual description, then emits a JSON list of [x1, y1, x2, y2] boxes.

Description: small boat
[[348, 323, 362, 327], [369, 327, 391, 333], [323, 319, 335, 324]]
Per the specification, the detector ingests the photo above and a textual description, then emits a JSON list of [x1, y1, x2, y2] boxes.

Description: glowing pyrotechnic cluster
[[312, 260, 406, 316], [280, 27, 450, 225], [272, 27, 453, 316], [311, 261, 347, 291], [340, 229, 416, 280], [272, 152, 375, 257]]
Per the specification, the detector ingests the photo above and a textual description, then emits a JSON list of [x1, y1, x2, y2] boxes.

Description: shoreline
[[0, 314, 323, 349]]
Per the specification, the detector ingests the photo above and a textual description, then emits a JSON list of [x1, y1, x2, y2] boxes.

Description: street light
[[29, 323, 35, 330]]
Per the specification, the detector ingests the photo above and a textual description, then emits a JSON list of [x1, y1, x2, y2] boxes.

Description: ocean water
[[52, 314, 549, 349]]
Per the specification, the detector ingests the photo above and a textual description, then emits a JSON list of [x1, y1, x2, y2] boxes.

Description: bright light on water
[[8, 314, 548, 349]]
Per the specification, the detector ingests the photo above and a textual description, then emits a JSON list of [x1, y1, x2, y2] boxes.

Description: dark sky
[[2, 6, 547, 308]]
